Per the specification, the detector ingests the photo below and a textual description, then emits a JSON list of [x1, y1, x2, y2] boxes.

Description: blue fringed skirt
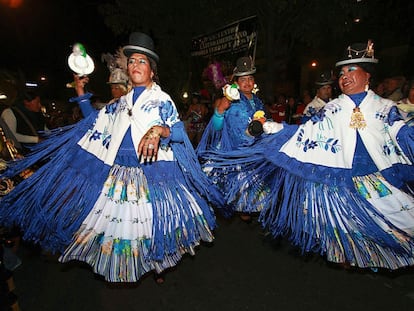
[[255, 168, 414, 270], [0, 118, 217, 282], [59, 163, 214, 282]]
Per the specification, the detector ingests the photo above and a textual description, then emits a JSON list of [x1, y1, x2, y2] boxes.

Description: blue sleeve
[[159, 121, 185, 150], [212, 108, 225, 131], [168, 121, 185, 142], [69, 93, 96, 117], [396, 125, 414, 160]]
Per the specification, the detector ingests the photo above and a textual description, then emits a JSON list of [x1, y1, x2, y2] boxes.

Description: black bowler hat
[[233, 56, 256, 77], [315, 70, 334, 87], [123, 32, 159, 62], [335, 40, 378, 67], [247, 120, 264, 137]]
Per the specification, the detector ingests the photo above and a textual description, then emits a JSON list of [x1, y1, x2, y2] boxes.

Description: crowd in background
[[1, 69, 414, 152], [178, 71, 414, 147]]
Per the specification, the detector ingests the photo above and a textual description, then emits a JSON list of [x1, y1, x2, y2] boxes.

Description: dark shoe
[[154, 272, 165, 284], [239, 213, 252, 224]]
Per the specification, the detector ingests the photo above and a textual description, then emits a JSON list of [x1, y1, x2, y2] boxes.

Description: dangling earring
[[364, 79, 370, 91]]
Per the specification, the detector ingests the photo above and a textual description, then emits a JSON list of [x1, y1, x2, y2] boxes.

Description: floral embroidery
[[140, 98, 178, 126], [381, 123, 402, 156], [89, 129, 102, 141], [105, 101, 119, 115], [296, 128, 341, 153], [382, 138, 402, 156], [87, 128, 111, 148], [375, 110, 387, 121], [110, 216, 122, 223], [102, 135, 111, 148], [141, 99, 161, 112], [385, 106, 403, 126], [310, 108, 327, 123], [159, 100, 175, 123], [113, 239, 132, 256], [100, 127, 111, 148]]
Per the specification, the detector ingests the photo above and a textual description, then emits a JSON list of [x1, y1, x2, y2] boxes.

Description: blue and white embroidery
[[141, 99, 161, 113], [105, 100, 119, 115], [89, 129, 102, 141], [159, 100, 177, 123], [296, 128, 341, 153]]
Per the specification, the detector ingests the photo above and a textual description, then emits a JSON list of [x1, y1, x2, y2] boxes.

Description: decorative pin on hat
[[335, 40, 378, 67], [68, 43, 95, 76], [123, 32, 159, 62], [233, 56, 256, 77]]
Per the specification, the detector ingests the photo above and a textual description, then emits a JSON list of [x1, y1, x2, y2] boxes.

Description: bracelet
[[146, 126, 162, 139], [214, 108, 224, 118]]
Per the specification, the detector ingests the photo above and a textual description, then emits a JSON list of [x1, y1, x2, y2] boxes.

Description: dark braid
[[148, 57, 160, 84]]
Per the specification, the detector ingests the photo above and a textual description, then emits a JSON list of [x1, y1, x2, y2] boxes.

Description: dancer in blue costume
[[206, 41, 414, 270], [197, 56, 267, 221], [0, 32, 223, 283]]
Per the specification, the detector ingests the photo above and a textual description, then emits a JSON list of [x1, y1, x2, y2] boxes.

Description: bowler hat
[[233, 56, 256, 77], [123, 32, 159, 62], [315, 70, 334, 87], [335, 40, 378, 67], [107, 68, 128, 86]]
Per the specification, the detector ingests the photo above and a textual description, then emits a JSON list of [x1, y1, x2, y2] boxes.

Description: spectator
[[302, 70, 335, 123], [397, 79, 414, 126], [383, 75, 405, 102], [184, 92, 209, 147], [269, 94, 287, 123], [1, 90, 48, 153]]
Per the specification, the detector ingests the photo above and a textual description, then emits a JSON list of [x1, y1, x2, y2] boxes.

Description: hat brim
[[123, 45, 159, 62], [315, 81, 334, 86], [68, 53, 95, 75], [106, 81, 127, 85], [335, 57, 378, 67], [233, 68, 256, 77]]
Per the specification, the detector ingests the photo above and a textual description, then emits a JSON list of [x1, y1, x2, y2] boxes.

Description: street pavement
[[11, 215, 414, 311]]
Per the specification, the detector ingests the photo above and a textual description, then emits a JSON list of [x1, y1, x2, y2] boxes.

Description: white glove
[[262, 121, 283, 134]]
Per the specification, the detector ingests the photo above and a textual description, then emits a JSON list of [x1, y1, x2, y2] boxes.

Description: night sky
[[2, 0, 414, 102], [0, 0, 123, 99]]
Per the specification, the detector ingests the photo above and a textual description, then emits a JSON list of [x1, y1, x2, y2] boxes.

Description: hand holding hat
[[223, 83, 240, 101], [246, 110, 266, 137], [68, 43, 95, 76]]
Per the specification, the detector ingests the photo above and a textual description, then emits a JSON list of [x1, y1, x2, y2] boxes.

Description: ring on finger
[[148, 144, 155, 149]]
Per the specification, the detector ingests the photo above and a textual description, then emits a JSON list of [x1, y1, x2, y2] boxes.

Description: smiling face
[[338, 64, 371, 95], [127, 53, 154, 87], [235, 75, 255, 98]]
